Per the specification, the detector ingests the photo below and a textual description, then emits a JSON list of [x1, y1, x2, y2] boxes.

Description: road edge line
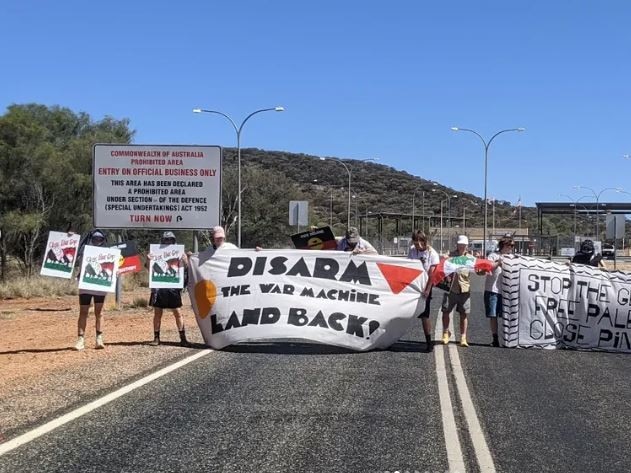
[[0, 349, 212, 456]]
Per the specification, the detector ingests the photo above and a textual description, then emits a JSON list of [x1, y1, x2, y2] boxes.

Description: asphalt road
[[2, 277, 631, 473]]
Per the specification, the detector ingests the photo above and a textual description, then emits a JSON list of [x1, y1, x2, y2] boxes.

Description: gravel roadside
[[0, 291, 206, 442]]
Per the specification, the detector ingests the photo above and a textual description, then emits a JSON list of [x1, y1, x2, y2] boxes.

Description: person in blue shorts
[[484, 235, 514, 347]]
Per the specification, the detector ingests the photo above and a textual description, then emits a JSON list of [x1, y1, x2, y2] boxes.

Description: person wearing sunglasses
[[484, 236, 515, 347], [148, 231, 190, 347], [75, 229, 108, 351]]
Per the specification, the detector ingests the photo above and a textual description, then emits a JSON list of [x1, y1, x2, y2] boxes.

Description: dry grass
[[0, 267, 152, 300], [0, 276, 79, 299], [128, 296, 149, 308]]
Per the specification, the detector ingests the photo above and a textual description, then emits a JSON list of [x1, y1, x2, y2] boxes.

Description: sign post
[[289, 200, 308, 232], [93, 144, 222, 229]]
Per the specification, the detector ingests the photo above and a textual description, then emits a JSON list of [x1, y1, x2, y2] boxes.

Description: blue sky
[[2, 1, 631, 207]]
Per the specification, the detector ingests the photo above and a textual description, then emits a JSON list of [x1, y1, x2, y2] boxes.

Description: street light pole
[[193, 106, 284, 247], [412, 189, 424, 232], [320, 157, 378, 230], [561, 193, 590, 248], [432, 187, 457, 248], [573, 186, 623, 242], [451, 126, 525, 255], [321, 158, 352, 228]]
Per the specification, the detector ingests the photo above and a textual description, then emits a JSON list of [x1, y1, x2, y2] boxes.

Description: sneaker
[[442, 331, 451, 345], [74, 336, 85, 351], [491, 338, 500, 347], [460, 335, 469, 347], [425, 341, 434, 353], [179, 339, 191, 348], [95, 334, 105, 349], [149, 337, 160, 347]]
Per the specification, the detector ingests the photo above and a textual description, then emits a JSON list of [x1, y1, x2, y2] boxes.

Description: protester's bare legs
[[422, 318, 432, 338], [153, 308, 163, 332], [442, 311, 451, 333], [77, 305, 90, 337], [94, 302, 104, 333], [459, 312, 469, 346], [172, 308, 184, 331], [489, 318, 498, 336]]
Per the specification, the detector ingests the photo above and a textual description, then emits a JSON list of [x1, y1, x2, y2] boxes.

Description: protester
[[407, 230, 440, 352], [74, 229, 108, 351], [571, 239, 604, 267], [336, 226, 378, 255], [205, 226, 238, 255], [484, 235, 514, 347], [441, 235, 473, 347], [148, 231, 190, 347]]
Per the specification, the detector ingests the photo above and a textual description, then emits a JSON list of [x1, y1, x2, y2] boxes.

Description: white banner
[[500, 256, 631, 352], [187, 249, 427, 351], [93, 144, 221, 229], [149, 244, 185, 289], [78, 245, 121, 293], [40, 231, 81, 279]]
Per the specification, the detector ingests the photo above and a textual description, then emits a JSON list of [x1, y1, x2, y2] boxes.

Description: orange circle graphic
[[194, 280, 217, 319]]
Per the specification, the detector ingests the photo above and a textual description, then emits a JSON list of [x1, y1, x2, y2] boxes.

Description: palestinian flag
[[431, 254, 495, 286]]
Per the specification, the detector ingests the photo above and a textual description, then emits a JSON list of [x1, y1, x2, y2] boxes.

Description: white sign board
[[40, 231, 81, 279], [289, 200, 308, 226], [93, 144, 221, 229], [149, 244, 185, 289], [606, 214, 625, 239], [78, 245, 121, 293]]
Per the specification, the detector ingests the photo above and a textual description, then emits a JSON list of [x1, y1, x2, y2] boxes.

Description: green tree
[[0, 104, 133, 278]]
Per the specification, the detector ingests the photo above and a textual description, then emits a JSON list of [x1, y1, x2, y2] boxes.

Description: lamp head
[[275, 106, 285, 112], [516, 127, 526, 132], [451, 127, 459, 131], [192, 108, 202, 113]]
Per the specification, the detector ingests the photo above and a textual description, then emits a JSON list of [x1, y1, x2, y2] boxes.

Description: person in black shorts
[[148, 231, 190, 347], [75, 229, 108, 351]]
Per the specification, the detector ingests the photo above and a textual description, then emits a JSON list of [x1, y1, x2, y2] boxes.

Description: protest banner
[[149, 244, 185, 289], [40, 231, 81, 279], [187, 249, 427, 351], [500, 255, 631, 352], [78, 245, 121, 293]]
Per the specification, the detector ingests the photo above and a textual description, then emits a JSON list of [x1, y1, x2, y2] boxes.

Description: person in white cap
[[205, 226, 238, 255], [440, 235, 472, 347], [74, 229, 108, 351], [147, 231, 190, 347]]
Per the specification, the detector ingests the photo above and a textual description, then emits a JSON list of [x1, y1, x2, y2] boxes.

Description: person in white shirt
[[407, 230, 440, 352], [204, 226, 238, 255], [484, 236, 514, 347], [336, 226, 378, 255]]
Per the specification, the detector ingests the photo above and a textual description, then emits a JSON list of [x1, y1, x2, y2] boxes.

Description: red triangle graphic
[[377, 263, 423, 295]]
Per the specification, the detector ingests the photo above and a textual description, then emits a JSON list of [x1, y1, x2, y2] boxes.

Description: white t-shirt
[[484, 252, 501, 293], [202, 241, 238, 258], [407, 245, 440, 272]]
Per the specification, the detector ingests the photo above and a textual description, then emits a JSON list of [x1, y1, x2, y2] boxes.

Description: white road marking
[[0, 349, 212, 456], [434, 343, 466, 473], [448, 344, 496, 472], [432, 301, 496, 472]]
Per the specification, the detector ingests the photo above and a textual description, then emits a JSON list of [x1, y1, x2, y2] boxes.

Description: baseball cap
[[91, 230, 105, 240], [162, 231, 176, 240], [346, 227, 359, 244], [457, 235, 469, 245], [212, 226, 226, 238]]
